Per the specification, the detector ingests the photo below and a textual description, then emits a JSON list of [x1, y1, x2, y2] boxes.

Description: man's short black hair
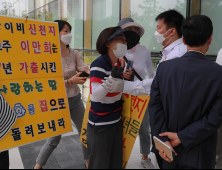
[[181, 15, 213, 47], [155, 9, 184, 37]]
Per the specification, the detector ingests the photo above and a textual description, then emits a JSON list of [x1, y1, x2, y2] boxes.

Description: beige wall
[[122, 0, 130, 18], [191, 0, 201, 15], [84, 0, 92, 49]]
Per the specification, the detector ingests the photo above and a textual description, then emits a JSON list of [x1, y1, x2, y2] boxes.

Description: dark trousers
[[162, 161, 197, 169], [0, 151, 9, 169], [216, 126, 222, 169], [155, 153, 196, 169], [155, 153, 163, 169], [86, 122, 122, 169]]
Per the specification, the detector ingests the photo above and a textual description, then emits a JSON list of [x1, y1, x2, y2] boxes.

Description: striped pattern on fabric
[[89, 54, 123, 129], [90, 67, 111, 75], [0, 93, 17, 140]]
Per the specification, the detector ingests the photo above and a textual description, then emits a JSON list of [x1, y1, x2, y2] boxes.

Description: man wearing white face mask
[[154, 10, 187, 67]]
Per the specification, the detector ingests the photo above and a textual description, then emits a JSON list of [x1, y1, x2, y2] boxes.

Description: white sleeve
[[123, 78, 153, 96], [90, 82, 108, 102], [145, 51, 155, 79]]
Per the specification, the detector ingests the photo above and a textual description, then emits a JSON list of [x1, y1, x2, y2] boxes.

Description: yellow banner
[[0, 16, 72, 151], [80, 94, 91, 146], [122, 93, 131, 118], [80, 93, 150, 169], [122, 94, 150, 169]]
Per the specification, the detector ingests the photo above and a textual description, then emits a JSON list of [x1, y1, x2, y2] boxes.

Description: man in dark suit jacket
[[149, 15, 222, 169]]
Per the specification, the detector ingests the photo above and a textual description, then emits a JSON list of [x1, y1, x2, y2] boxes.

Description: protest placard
[[0, 16, 72, 151]]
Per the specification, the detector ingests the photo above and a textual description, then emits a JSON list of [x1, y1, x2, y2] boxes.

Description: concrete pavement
[[9, 128, 158, 169]]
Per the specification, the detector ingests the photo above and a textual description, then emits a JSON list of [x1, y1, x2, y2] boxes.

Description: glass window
[[35, 0, 45, 8], [67, 0, 84, 49], [19, 0, 27, 18], [0, 0, 9, 16], [36, 6, 46, 21], [130, 0, 187, 53], [6, 0, 20, 17], [0, 0, 5, 11], [27, 0, 35, 13], [28, 11, 35, 19], [199, 0, 222, 56], [45, 4, 52, 21], [48, 0, 60, 21], [91, 0, 120, 50]]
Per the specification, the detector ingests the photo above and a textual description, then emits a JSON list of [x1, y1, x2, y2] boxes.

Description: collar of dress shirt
[[188, 50, 204, 55], [162, 38, 183, 57]]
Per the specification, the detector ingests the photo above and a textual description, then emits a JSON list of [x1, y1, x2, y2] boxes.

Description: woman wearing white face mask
[[87, 26, 140, 169], [34, 20, 90, 169]]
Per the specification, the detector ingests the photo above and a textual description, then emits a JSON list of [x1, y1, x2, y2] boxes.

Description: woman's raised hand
[[111, 58, 125, 78]]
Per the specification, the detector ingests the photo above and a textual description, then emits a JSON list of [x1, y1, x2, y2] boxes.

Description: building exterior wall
[[0, 0, 221, 101]]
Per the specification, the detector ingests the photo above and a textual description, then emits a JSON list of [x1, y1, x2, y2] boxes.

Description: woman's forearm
[[91, 82, 108, 102], [64, 79, 72, 86]]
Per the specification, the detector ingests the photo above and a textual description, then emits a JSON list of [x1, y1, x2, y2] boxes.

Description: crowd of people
[[1, 8, 222, 169]]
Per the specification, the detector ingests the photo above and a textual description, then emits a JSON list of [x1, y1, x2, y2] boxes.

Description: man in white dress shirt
[[121, 10, 187, 97], [155, 10, 187, 65]]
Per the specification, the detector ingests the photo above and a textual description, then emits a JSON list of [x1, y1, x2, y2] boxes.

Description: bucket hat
[[118, 18, 145, 38], [107, 27, 140, 50]]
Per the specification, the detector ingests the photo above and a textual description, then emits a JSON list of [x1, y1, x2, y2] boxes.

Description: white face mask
[[110, 43, 127, 58], [154, 29, 172, 45], [61, 33, 72, 45]]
